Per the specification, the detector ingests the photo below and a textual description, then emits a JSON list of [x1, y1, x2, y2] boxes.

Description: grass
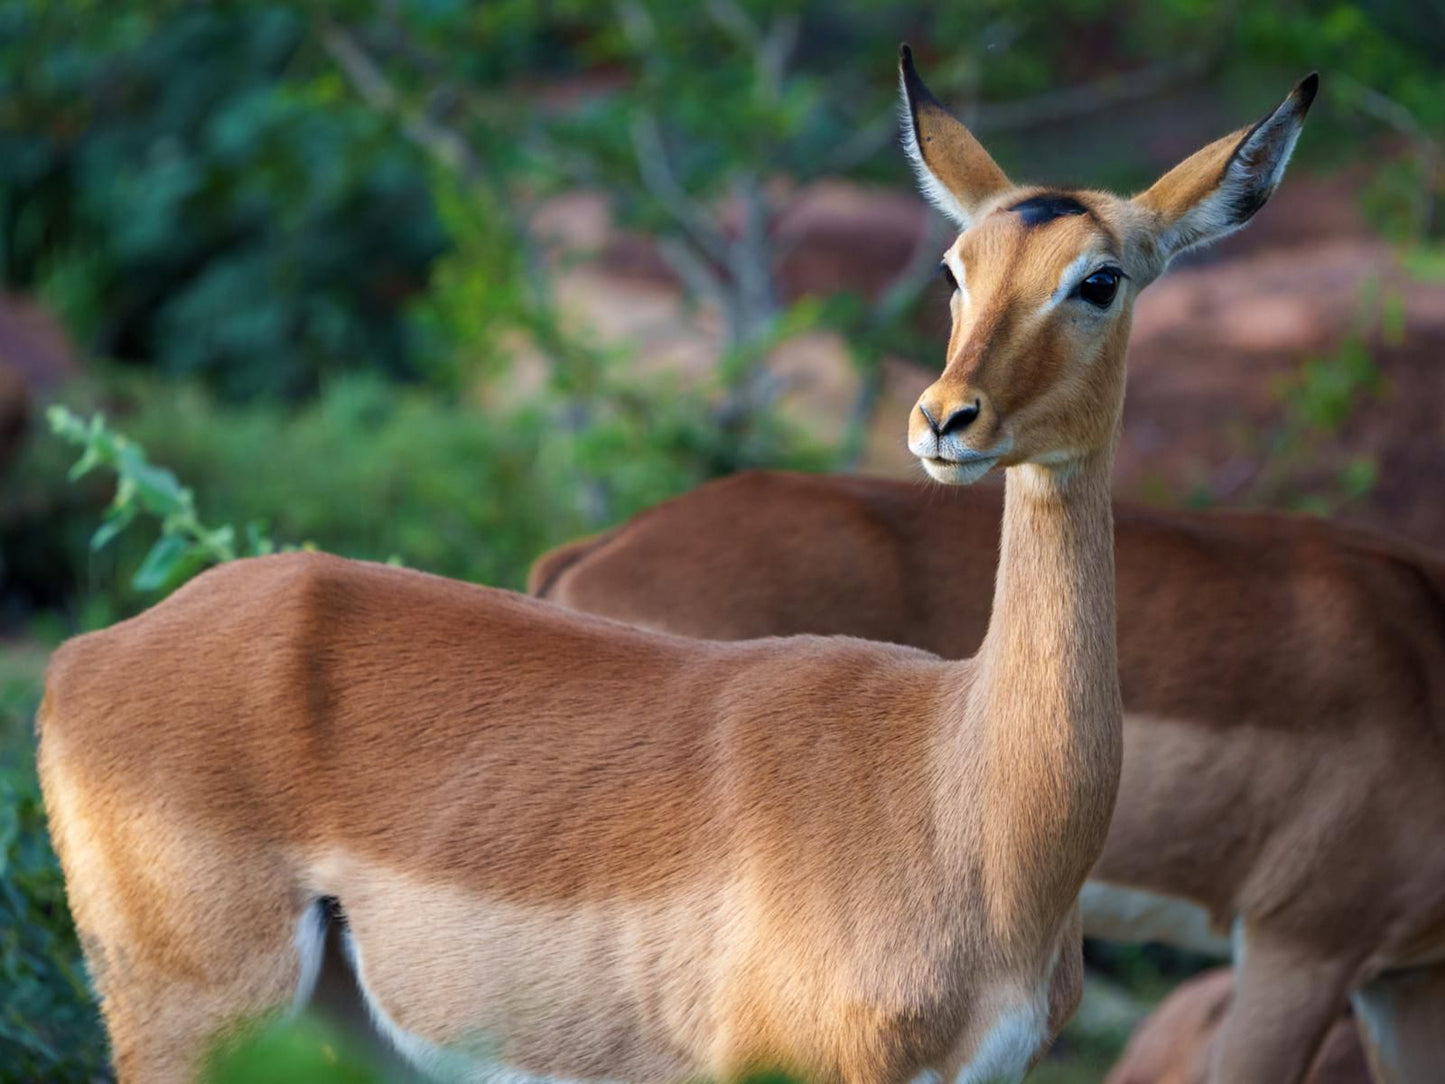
[[0, 643, 110, 1083]]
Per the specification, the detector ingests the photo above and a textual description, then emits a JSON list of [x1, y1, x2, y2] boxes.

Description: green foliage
[[1, 5, 1443, 1080], [205, 1016, 382, 1084], [3, 0, 1442, 418], [1402, 241, 1445, 281], [0, 669, 106, 1083], [48, 406, 276, 595], [19, 365, 828, 612], [1250, 281, 1394, 513], [0, 0, 446, 399]]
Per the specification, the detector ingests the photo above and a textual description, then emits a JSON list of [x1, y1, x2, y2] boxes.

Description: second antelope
[[38, 47, 1314, 1084]]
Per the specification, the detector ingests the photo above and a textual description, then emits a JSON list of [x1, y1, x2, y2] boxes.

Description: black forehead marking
[[1007, 193, 1090, 227]]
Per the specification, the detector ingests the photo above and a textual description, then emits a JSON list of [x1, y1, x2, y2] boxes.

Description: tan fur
[[1106, 969, 1371, 1084], [38, 58, 1313, 1084]]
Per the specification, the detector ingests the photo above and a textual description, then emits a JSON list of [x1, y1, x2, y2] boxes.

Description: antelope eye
[[1075, 267, 1121, 308], [939, 262, 958, 292]]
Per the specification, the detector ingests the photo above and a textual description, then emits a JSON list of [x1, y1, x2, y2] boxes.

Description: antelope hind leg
[[1207, 923, 1362, 1084]]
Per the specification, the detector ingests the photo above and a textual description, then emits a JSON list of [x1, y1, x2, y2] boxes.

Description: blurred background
[[0, 1, 1442, 1080]]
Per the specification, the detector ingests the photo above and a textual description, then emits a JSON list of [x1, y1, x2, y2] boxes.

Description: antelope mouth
[[920, 452, 999, 485]]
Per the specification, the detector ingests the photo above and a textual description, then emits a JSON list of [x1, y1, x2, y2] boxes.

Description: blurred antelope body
[[38, 47, 1313, 1084]]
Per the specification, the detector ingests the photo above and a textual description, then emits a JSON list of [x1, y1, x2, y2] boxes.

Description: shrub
[[4, 367, 830, 619], [0, 669, 106, 1082]]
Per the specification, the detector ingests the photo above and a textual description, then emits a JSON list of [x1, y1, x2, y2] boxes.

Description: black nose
[[937, 399, 980, 436]]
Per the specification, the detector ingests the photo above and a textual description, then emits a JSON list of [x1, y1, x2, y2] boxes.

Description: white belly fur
[[1079, 881, 1231, 957], [955, 998, 1047, 1084], [296, 862, 1179, 1083], [344, 927, 582, 1084]]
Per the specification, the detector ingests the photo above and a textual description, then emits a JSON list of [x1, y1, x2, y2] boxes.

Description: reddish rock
[[0, 294, 78, 475]]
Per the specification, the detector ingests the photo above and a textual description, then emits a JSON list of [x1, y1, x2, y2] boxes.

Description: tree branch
[[629, 111, 732, 264], [873, 213, 953, 327], [318, 21, 484, 182], [1336, 74, 1439, 239]]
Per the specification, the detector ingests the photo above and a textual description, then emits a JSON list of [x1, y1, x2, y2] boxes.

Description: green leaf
[[203, 525, 237, 562], [65, 445, 104, 482], [131, 535, 197, 593], [45, 405, 86, 442], [246, 522, 276, 556], [90, 505, 138, 551], [1339, 456, 1378, 499], [0, 791, 18, 880], [1382, 290, 1406, 348], [117, 445, 190, 514]]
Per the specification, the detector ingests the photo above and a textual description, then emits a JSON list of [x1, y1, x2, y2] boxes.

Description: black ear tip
[[898, 43, 941, 110], [1296, 71, 1320, 111]]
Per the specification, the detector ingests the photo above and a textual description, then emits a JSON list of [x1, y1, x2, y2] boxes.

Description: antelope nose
[[921, 399, 981, 436]]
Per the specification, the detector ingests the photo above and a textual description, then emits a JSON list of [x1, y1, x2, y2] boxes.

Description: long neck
[[957, 450, 1124, 935]]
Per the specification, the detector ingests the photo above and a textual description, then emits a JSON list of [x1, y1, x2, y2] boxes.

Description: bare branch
[[726, 172, 778, 348], [319, 21, 483, 182], [702, 0, 796, 103], [629, 112, 732, 263], [873, 214, 953, 327], [1335, 74, 1439, 238], [755, 15, 800, 103], [703, 0, 760, 47], [657, 236, 738, 339]]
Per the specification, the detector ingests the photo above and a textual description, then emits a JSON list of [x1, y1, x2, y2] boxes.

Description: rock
[[0, 293, 78, 476]]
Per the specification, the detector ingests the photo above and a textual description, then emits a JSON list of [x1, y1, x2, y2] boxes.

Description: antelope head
[[900, 45, 1318, 484]]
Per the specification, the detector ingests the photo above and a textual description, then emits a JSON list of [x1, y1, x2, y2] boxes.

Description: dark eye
[[1075, 268, 1121, 308], [939, 262, 958, 292]]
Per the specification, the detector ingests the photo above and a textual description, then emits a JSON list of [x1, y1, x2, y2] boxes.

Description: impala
[[40, 48, 1313, 1083]]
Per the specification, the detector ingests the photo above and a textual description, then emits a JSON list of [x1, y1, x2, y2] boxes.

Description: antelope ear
[[898, 44, 1011, 228], [1136, 73, 1319, 263]]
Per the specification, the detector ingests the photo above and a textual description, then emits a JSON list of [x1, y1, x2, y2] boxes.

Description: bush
[[0, 1, 445, 400], [3, 367, 831, 619], [0, 667, 106, 1083], [204, 1016, 382, 1084]]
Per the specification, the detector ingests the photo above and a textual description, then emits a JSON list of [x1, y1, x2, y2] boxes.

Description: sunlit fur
[[905, 124, 1318, 482], [906, 189, 1138, 479], [898, 47, 1316, 489], [38, 55, 1314, 1084]]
